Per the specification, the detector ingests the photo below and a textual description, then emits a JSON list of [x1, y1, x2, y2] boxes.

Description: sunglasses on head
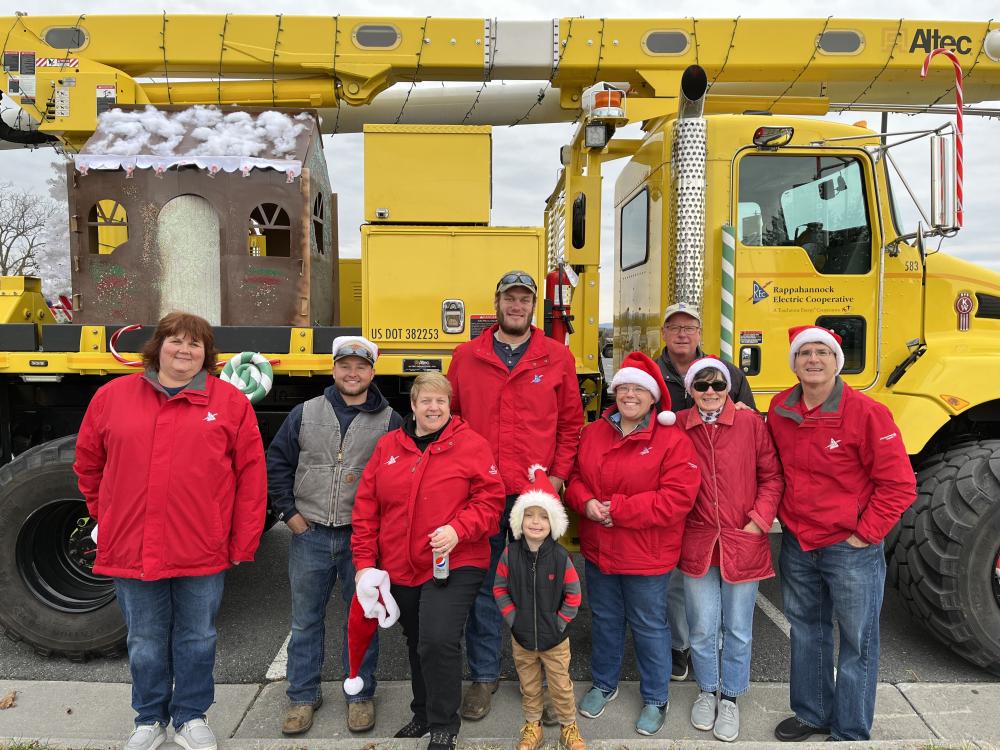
[[692, 380, 727, 393], [496, 272, 538, 292]]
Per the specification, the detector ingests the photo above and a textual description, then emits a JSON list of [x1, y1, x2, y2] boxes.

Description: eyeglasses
[[615, 384, 650, 395], [665, 325, 701, 335], [795, 348, 834, 359], [334, 343, 375, 364], [692, 380, 727, 393], [496, 272, 538, 293]]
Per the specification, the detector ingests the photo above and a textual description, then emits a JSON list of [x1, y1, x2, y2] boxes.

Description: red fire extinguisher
[[545, 264, 578, 346]]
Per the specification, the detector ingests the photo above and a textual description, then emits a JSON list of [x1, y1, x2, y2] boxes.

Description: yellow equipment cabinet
[[338, 258, 363, 327], [364, 124, 492, 225], [361, 224, 545, 372]]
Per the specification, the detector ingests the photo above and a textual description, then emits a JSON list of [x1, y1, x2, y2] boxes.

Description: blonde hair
[[410, 372, 453, 403]]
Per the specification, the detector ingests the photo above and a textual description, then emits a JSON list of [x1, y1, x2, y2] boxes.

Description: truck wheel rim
[[15, 499, 116, 613]]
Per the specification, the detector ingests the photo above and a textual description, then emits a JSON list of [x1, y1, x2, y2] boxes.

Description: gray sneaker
[[124, 723, 166, 750], [714, 699, 740, 742], [691, 691, 717, 731], [174, 718, 218, 750]]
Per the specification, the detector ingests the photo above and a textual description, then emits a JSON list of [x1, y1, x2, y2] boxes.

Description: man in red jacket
[[448, 270, 584, 721], [768, 326, 916, 743]]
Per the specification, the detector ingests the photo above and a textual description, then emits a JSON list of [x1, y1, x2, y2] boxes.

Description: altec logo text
[[909, 28, 973, 55]]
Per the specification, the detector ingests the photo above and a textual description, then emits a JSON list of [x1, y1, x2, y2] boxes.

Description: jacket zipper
[[531, 549, 539, 650]]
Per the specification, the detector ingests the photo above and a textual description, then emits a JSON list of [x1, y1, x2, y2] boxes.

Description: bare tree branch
[[0, 183, 59, 279]]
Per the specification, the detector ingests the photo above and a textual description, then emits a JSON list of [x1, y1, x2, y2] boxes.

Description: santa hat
[[683, 355, 733, 394], [608, 351, 676, 426], [344, 568, 399, 695], [787, 326, 844, 374], [510, 465, 570, 540]]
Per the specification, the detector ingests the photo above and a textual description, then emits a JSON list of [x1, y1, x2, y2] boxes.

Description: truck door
[[731, 151, 881, 394]]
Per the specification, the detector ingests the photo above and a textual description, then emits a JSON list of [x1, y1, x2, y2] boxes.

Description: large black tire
[[0, 435, 126, 660], [886, 439, 1000, 675]]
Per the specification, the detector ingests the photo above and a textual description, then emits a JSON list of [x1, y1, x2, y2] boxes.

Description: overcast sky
[[1, 1, 997, 319]]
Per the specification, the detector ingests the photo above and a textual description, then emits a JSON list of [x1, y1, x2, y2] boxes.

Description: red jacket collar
[[472, 324, 547, 366], [773, 377, 846, 425]]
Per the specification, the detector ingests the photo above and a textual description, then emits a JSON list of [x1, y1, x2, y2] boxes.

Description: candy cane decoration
[[108, 325, 280, 394], [920, 48, 964, 228]]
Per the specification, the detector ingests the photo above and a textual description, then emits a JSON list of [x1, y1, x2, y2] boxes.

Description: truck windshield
[[738, 154, 872, 275]]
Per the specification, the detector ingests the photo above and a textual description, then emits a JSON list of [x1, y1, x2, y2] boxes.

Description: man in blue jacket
[[267, 336, 403, 736]]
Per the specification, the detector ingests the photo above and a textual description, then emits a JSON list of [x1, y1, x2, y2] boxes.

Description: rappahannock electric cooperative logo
[[751, 281, 770, 304]]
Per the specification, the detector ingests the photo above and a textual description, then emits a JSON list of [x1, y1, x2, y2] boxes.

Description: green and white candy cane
[[220, 352, 274, 404]]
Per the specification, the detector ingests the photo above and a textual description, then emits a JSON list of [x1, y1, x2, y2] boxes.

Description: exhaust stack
[[669, 65, 710, 311]]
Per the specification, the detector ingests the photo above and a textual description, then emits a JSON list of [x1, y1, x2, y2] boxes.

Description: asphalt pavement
[[1, 525, 998, 747]]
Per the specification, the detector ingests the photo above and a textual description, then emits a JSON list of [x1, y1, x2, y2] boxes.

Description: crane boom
[[1, 15, 999, 148]]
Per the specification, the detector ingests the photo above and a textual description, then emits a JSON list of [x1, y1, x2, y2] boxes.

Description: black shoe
[[394, 716, 430, 738], [774, 716, 830, 742], [670, 649, 689, 681], [428, 730, 458, 750]]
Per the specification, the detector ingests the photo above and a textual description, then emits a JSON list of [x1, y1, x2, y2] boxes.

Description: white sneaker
[[174, 718, 217, 750], [691, 691, 717, 731], [124, 722, 166, 750], [714, 699, 740, 742]]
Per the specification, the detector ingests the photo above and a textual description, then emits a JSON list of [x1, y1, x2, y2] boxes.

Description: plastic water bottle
[[433, 551, 450, 586]]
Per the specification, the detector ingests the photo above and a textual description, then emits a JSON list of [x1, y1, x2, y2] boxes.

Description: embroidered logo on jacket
[[827, 438, 841, 450], [640, 446, 652, 456], [489, 464, 498, 475], [532, 374, 543, 384], [386, 455, 399, 465], [204, 412, 217, 422], [879, 432, 898, 442]]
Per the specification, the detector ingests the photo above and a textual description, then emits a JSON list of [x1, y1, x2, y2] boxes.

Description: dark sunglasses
[[496, 272, 538, 292], [692, 380, 727, 393]]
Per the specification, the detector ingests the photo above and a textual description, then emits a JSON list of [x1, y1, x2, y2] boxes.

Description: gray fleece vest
[[292, 395, 392, 527]]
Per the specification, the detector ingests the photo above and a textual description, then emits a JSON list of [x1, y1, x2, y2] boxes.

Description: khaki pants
[[511, 638, 576, 725]]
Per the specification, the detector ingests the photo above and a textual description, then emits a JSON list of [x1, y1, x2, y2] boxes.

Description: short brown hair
[[141, 312, 219, 374], [410, 372, 452, 403]]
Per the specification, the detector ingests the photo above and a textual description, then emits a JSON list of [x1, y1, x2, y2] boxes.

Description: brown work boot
[[281, 697, 323, 735], [559, 721, 587, 750], [347, 699, 376, 732], [516, 720, 544, 750], [460, 680, 499, 720]]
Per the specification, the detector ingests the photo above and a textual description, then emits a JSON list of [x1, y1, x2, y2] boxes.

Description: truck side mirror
[[930, 134, 956, 229]]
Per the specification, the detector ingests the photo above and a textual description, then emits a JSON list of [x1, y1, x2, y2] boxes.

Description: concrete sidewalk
[[1, 679, 997, 749]]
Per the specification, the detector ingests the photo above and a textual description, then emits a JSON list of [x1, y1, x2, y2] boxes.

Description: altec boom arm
[[2, 15, 999, 148]]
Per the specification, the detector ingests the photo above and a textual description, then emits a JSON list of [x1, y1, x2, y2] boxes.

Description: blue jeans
[[668, 571, 689, 651], [114, 572, 225, 729], [779, 533, 885, 741], [684, 566, 759, 697], [585, 560, 671, 707], [464, 494, 513, 682], [287, 523, 378, 704]]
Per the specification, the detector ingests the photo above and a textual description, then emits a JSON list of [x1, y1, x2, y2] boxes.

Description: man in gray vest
[[268, 336, 403, 736]]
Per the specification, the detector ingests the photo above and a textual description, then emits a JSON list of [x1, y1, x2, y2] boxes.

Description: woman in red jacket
[[74, 312, 267, 750], [352, 372, 505, 750], [675, 357, 784, 742], [565, 352, 700, 737]]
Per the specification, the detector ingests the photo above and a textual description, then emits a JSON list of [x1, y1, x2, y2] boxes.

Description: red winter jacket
[[74, 370, 267, 580], [675, 400, 784, 583], [352, 417, 506, 586], [564, 408, 701, 575], [448, 325, 583, 493], [768, 378, 916, 551]]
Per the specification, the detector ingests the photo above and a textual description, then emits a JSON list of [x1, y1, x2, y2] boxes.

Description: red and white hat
[[683, 355, 732, 394], [510, 465, 570, 540], [608, 351, 676, 426], [344, 568, 399, 695], [787, 325, 844, 374]]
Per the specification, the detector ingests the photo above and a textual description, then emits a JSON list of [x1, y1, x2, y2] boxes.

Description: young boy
[[494, 466, 585, 750]]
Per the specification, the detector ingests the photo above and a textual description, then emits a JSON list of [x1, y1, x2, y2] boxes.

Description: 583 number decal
[[370, 327, 441, 341]]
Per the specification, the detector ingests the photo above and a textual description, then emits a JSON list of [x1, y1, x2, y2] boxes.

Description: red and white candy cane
[[920, 48, 964, 228]]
